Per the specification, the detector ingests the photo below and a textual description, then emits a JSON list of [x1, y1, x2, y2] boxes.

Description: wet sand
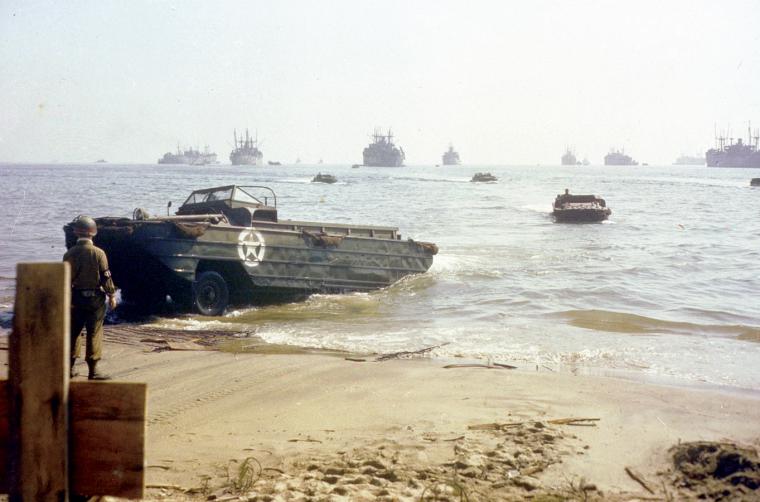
[[72, 329, 760, 499], [2, 328, 759, 500]]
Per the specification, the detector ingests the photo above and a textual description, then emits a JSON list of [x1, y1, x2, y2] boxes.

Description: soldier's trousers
[[70, 291, 106, 362]]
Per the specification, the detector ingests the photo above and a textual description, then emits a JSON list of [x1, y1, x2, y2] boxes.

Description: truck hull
[[66, 218, 435, 309]]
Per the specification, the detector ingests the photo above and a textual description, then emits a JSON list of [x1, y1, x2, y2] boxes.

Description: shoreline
[[4, 327, 758, 499], [3, 321, 760, 400], [109, 321, 760, 398]]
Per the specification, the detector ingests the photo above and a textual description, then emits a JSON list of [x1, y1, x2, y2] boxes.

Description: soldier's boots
[[87, 361, 111, 381]]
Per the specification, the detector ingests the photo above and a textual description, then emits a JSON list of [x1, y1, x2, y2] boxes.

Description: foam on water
[[520, 203, 552, 214], [1, 162, 759, 391]]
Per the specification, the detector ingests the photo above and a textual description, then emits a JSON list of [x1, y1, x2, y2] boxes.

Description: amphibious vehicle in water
[[552, 189, 611, 223], [312, 173, 338, 184], [64, 185, 437, 316], [470, 172, 497, 182]]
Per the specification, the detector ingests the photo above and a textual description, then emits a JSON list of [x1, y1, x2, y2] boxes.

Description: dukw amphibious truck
[[64, 185, 437, 316]]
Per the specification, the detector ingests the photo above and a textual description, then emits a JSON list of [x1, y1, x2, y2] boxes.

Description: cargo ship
[[362, 128, 405, 167], [561, 148, 578, 166], [230, 129, 263, 166], [442, 144, 461, 165], [158, 145, 218, 165], [673, 154, 705, 166], [706, 124, 760, 168], [604, 149, 638, 166]]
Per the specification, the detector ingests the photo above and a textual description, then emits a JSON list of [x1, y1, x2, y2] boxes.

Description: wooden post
[[9, 262, 71, 501], [1, 262, 145, 499]]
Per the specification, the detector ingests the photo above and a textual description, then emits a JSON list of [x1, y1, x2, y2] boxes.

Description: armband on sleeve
[[100, 268, 116, 295]]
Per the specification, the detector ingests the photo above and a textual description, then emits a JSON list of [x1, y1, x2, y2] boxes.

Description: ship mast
[[714, 123, 717, 149], [749, 121, 752, 147]]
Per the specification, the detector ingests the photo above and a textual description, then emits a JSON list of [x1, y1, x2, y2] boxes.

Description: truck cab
[[176, 185, 278, 226]]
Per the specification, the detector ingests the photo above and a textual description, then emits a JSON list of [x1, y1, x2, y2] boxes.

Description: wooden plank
[[9, 262, 70, 501], [0, 383, 7, 493], [0, 380, 146, 498], [69, 381, 146, 498]]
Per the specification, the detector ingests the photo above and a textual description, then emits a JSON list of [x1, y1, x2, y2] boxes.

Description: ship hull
[[706, 151, 760, 168], [604, 152, 637, 165], [230, 153, 263, 166], [553, 208, 610, 223], [442, 150, 460, 165], [159, 148, 218, 165], [363, 152, 404, 167], [158, 155, 189, 164]]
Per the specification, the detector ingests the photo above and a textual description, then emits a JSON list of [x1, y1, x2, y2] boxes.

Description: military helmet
[[72, 215, 97, 237]]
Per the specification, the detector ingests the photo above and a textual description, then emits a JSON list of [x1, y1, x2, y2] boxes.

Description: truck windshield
[[184, 187, 233, 205], [233, 187, 262, 204]]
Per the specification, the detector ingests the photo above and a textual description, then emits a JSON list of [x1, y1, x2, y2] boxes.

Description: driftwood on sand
[[547, 417, 600, 426], [443, 362, 517, 370], [468, 417, 601, 431], [624, 466, 655, 494], [375, 342, 450, 361]]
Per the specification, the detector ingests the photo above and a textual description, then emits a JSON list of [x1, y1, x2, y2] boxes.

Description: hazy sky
[[1, 0, 759, 165]]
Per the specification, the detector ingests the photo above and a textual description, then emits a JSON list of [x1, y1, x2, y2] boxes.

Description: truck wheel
[[193, 271, 229, 316]]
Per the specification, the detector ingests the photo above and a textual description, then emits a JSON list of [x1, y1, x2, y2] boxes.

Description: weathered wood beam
[[69, 381, 146, 498], [0, 381, 146, 498], [9, 262, 70, 501], [1, 262, 146, 499]]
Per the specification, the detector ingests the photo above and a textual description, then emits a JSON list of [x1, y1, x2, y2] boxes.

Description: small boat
[[471, 172, 497, 183], [751, 178, 760, 187], [351, 164, 362, 169], [268, 161, 282, 166], [552, 189, 611, 223], [95, 159, 107, 163], [312, 173, 337, 184]]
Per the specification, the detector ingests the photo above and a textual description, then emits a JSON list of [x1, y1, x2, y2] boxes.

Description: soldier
[[64, 215, 117, 380]]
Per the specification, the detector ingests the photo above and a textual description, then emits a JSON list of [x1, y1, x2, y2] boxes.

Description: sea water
[[1, 162, 759, 390]]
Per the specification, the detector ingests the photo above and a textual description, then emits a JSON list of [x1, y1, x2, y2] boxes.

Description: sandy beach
[[5, 326, 754, 500]]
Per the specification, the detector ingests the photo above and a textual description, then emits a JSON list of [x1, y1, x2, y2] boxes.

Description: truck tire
[[193, 271, 229, 316]]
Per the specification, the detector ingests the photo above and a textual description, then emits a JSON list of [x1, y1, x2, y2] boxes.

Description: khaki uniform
[[63, 238, 116, 363]]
